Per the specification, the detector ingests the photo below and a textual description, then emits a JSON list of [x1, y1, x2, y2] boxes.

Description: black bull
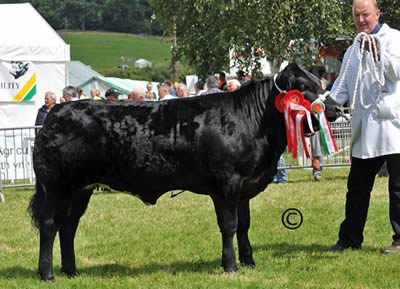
[[29, 63, 340, 281]]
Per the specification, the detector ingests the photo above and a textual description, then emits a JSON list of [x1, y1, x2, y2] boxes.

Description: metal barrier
[[282, 115, 352, 169], [0, 120, 352, 188], [324, 117, 352, 166], [0, 126, 37, 188]]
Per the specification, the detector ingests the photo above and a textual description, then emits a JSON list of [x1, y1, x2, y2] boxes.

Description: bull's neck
[[232, 78, 274, 136]]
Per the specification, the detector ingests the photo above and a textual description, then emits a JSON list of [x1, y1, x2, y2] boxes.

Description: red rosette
[[291, 109, 304, 118], [283, 90, 304, 106], [290, 97, 310, 119], [302, 99, 311, 111], [311, 100, 325, 113], [275, 92, 287, 113]]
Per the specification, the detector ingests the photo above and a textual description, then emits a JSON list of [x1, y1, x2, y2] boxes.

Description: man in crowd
[[218, 71, 227, 91], [201, 76, 223, 95], [60, 86, 78, 102], [128, 86, 145, 102], [105, 88, 120, 101], [34, 91, 57, 126], [90, 89, 102, 100], [159, 84, 177, 100], [176, 83, 189, 98], [226, 79, 241, 92]]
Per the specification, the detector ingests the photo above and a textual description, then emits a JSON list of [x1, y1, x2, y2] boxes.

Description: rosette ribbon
[[311, 99, 338, 155], [275, 90, 314, 159]]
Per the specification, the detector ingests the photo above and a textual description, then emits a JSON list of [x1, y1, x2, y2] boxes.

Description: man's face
[[129, 93, 144, 102], [62, 92, 72, 102], [227, 83, 237, 92], [177, 86, 188, 97], [107, 95, 118, 101], [44, 95, 55, 106], [158, 87, 168, 98], [353, 0, 380, 33]]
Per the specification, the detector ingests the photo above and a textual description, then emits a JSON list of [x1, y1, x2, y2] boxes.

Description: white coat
[[331, 24, 400, 159]]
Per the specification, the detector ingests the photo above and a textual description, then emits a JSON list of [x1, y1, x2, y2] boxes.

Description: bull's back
[[34, 100, 213, 190]]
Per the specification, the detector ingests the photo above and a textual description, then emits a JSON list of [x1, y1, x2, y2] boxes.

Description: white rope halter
[[331, 32, 384, 111], [273, 74, 286, 93]]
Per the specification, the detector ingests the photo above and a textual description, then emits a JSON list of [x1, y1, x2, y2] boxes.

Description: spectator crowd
[[34, 72, 246, 126]]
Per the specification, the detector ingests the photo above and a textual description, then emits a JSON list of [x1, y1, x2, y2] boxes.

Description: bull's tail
[[28, 181, 45, 229]]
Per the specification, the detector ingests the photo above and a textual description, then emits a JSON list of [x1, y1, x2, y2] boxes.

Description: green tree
[[151, 0, 351, 77], [28, 0, 161, 34], [102, 0, 159, 34], [380, 0, 400, 29], [30, 0, 66, 30], [63, 0, 103, 31]]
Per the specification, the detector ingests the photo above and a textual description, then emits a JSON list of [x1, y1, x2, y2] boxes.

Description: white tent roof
[[67, 61, 103, 88], [0, 3, 70, 62], [80, 76, 159, 100]]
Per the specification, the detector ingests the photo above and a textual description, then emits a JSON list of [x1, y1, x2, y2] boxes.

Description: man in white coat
[[327, 0, 400, 253]]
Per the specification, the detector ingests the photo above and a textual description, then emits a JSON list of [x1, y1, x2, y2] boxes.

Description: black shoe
[[382, 243, 400, 254], [323, 243, 360, 252]]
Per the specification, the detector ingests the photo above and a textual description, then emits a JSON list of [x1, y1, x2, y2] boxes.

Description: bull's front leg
[[211, 194, 238, 273], [237, 199, 255, 268]]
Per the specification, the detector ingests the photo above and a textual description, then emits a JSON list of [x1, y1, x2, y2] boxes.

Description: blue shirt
[[371, 23, 382, 34]]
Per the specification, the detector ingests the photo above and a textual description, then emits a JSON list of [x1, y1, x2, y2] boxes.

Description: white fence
[[0, 120, 352, 188]]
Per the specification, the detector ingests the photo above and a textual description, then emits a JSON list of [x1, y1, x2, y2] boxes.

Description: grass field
[[59, 31, 171, 73], [1, 168, 399, 289]]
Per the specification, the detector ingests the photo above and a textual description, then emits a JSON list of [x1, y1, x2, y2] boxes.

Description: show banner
[[0, 61, 36, 102]]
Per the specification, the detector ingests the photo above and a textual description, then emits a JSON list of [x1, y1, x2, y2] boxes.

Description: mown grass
[[0, 168, 398, 289], [59, 31, 171, 72]]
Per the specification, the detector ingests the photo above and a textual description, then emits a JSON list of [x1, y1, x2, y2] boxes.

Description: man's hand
[[359, 34, 380, 61]]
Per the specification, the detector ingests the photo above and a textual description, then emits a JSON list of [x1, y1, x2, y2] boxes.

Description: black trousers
[[338, 154, 400, 248]]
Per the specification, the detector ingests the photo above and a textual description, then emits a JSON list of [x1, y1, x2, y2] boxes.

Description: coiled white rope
[[331, 32, 384, 111]]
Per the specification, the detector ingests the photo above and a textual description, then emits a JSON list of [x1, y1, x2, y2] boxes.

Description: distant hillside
[[59, 31, 171, 74]]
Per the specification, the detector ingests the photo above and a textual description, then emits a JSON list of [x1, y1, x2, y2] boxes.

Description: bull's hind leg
[[38, 199, 59, 281], [59, 188, 92, 277], [211, 195, 239, 273], [237, 199, 255, 268]]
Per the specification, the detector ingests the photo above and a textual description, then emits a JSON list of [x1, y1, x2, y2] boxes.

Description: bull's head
[[273, 63, 341, 132]]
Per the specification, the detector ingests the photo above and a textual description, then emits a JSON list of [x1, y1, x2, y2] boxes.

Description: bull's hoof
[[240, 257, 256, 268], [223, 265, 238, 274], [61, 268, 79, 278], [38, 271, 54, 282]]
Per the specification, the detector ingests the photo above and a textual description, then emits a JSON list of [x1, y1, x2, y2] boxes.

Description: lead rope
[[331, 32, 384, 111]]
